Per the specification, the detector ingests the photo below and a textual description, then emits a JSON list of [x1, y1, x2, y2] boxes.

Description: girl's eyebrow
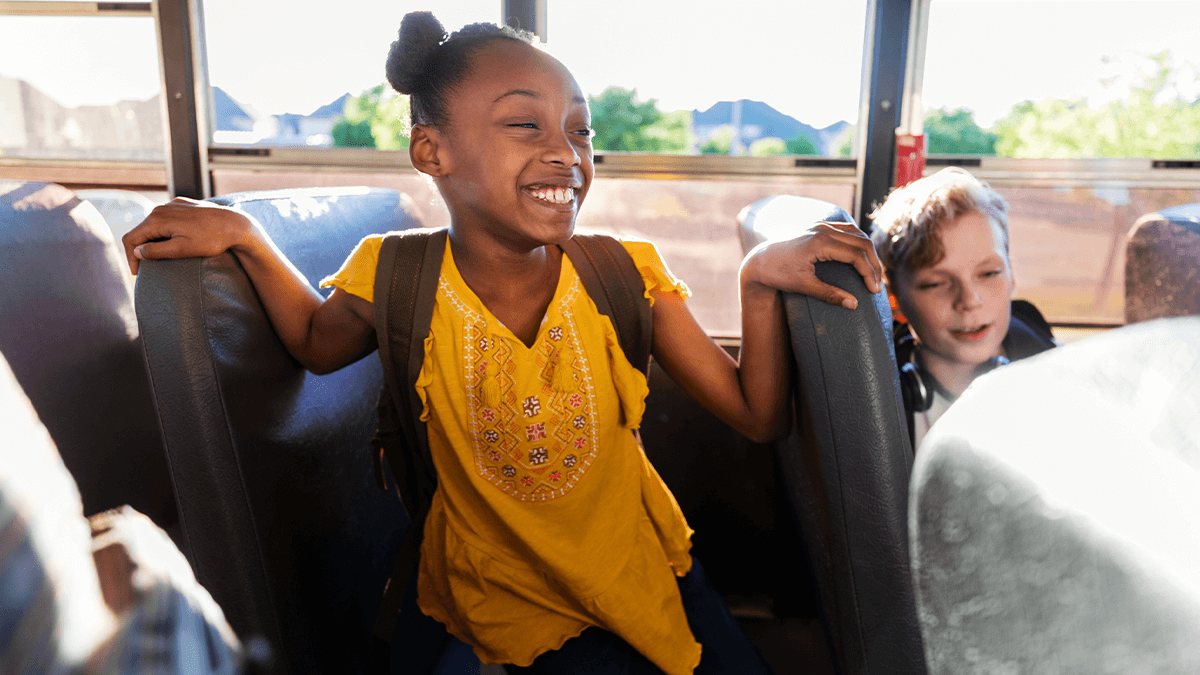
[[494, 89, 540, 103], [493, 90, 589, 105]]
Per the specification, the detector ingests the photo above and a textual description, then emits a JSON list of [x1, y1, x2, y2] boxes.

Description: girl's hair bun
[[386, 11, 447, 95], [385, 12, 536, 127]]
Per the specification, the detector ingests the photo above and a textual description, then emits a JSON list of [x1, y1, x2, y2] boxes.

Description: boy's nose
[[957, 284, 984, 310]]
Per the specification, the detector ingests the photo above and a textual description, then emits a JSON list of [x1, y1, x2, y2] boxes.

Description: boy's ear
[[409, 124, 449, 177]]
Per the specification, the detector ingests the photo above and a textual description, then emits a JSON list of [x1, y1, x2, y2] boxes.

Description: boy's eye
[[916, 282, 942, 291], [981, 269, 1002, 278], [509, 122, 539, 130]]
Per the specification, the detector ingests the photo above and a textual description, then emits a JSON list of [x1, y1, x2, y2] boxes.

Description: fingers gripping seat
[[910, 317, 1200, 673], [134, 187, 420, 673], [739, 196, 926, 675], [0, 180, 175, 528], [1125, 203, 1200, 323]]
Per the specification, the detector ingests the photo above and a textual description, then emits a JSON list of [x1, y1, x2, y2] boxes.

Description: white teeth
[[532, 187, 574, 204]]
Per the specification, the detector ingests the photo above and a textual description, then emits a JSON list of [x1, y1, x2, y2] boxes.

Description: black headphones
[[894, 330, 1009, 414]]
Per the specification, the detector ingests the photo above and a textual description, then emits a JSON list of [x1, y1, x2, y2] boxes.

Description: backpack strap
[[370, 227, 446, 657], [1005, 299, 1057, 360], [561, 233, 654, 376]]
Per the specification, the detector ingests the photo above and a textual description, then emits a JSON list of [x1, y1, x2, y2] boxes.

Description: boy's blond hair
[[869, 167, 1010, 287]]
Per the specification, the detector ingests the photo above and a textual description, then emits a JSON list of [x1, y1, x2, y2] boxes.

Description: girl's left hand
[[742, 220, 883, 310]]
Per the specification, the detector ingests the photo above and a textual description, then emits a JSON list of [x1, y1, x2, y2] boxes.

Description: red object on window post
[[896, 133, 926, 187]]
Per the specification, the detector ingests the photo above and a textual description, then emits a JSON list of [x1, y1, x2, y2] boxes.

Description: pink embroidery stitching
[[526, 423, 546, 442]]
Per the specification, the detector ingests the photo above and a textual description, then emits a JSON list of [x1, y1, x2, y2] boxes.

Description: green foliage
[[993, 51, 1200, 159], [700, 126, 733, 154], [331, 118, 375, 147], [923, 108, 997, 155], [640, 110, 693, 154], [332, 85, 410, 150], [750, 138, 787, 156], [785, 132, 820, 155], [588, 87, 690, 153], [832, 128, 855, 157]]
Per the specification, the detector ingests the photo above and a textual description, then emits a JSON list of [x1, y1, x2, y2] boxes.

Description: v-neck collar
[[442, 244, 576, 352]]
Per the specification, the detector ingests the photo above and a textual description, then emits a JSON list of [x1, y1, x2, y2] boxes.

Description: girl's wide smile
[[527, 186, 576, 205]]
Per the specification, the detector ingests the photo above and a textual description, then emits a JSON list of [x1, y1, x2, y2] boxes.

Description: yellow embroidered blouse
[[320, 234, 700, 673]]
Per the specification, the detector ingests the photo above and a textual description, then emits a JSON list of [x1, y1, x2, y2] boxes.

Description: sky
[[1, 0, 1198, 131]]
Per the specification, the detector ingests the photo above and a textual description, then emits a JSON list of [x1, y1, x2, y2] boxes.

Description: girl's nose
[[543, 131, 581, 167]]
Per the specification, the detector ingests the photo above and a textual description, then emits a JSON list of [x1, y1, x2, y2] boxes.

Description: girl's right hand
[[122, 197, 256, 276]]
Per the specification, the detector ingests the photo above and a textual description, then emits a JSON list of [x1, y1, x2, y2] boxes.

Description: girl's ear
[[410, 124, 448, 177]]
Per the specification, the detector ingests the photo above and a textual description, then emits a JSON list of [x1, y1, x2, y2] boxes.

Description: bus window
[[576, 172, 855, 334], [200, 1, 869, 335], [0, 15, 165, 162], [200, 0, 496, 149], [919, 0, 1200, 328], [541, 0, 868, 332], [547, 0, 867, 159]]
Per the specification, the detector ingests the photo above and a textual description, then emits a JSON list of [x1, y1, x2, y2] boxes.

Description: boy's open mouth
[[527, 186, 576, 205], [950, 324, 990, 341]]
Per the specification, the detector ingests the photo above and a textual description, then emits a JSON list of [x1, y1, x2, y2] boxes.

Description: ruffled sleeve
[[604, 320, 650, 430], [619, 238, 691, 306], [318, 234, 385, 303]]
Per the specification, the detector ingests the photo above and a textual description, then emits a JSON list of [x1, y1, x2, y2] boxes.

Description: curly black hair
[[386, 12, 536, 128]]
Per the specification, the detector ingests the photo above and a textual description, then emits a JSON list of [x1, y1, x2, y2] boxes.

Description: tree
[[785, 132, 820, 155], [588, 87, 689, 153], [923, 108, 997, 155], [699, 126, 733, 155], [331, 118, 375, 148], [832, 128, 855, 157], [750, 138, 787, 156], [993, 51, 1200, 159], [332, 85, 411, 150]]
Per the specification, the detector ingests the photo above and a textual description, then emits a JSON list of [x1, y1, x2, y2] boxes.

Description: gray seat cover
[[740, 195, 926, 675], [1125, 202, 1200, 323], [0, 180, 175, 527], [135, 187, 422, 673], [911, 316, 1200, 673]]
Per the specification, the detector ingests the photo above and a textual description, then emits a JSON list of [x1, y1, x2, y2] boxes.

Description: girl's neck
[[448, 229, 562, 348]]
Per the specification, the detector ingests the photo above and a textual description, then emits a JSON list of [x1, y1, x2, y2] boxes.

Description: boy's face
[[433, 40, 594, 250], [894, 210, 1015, 372]]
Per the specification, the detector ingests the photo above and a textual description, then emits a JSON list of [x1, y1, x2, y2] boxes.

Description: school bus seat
[[0, 179, 176, 530], [910, 316, 1200, 673], [1125, 202, 1200, 323], [134, 187, 446, 673], [738, 195, 927, 675], [640, 345, 829, 671]]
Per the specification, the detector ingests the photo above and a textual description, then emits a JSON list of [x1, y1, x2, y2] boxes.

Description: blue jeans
[[504, 559, 774, 675]]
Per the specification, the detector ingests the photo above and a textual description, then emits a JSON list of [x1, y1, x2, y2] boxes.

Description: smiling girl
[[123, 12, 882, 674]]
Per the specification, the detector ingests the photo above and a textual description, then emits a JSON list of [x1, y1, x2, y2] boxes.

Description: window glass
[[998, 182, 1200, 326], [545, 0, 867, 157], [0, 16, 164, 160], [212, 167, 855, 334], [201, 0, 496, 148], [577, 177, 856, 332], [923, 0, 1200, 158]]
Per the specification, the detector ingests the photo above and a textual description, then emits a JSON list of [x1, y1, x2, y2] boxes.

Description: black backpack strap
[[371, 227, 447, 661], [561, 233, 654, 377]]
